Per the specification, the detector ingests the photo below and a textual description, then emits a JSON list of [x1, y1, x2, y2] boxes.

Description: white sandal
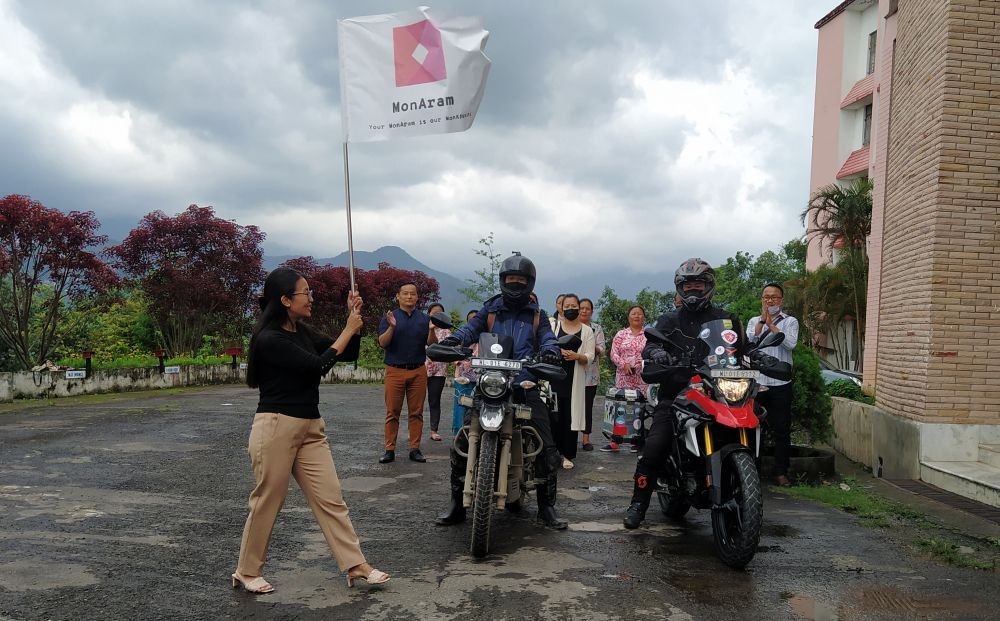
[[232, 573, 274, 594], [347, 568, 390, 587]]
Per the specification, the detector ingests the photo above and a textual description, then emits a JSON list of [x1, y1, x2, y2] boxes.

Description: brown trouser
[[383, 365, 427, 451], [237, 412, 365, 577]]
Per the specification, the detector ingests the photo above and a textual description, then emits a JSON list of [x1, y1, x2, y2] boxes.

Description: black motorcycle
[[427, 333, 566, 557], [639, 322, 791, 568]]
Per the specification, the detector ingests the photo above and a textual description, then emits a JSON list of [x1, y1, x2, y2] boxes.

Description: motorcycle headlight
[[717, 379, 750, 403], [478, 371, 508, 398]]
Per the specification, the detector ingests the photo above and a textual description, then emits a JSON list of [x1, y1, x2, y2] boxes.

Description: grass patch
[[915, 538, 996, 571], [780, 478, 931, 528]]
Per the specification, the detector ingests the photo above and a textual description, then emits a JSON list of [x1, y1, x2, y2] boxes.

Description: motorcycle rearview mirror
[[429, 311, 453, 330], [643, 326, 670, 344], [555, 333, 582, 351]]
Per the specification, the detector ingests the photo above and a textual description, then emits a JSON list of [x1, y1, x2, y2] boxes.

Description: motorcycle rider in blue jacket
[[435, 253, 569, 529]]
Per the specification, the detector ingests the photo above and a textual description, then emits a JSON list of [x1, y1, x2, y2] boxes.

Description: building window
[[867, 30, 877, 75], [862, 104, 873, 146]]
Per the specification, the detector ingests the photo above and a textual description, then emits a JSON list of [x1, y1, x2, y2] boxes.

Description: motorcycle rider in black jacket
[[623, 258, 748, 529]]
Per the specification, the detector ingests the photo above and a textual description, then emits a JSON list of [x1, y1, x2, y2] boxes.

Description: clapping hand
[[385, 310, 397, 328]]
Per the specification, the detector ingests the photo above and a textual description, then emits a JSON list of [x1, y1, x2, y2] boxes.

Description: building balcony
[[836, 145, 870, 179], [841, 73, 875, 109]]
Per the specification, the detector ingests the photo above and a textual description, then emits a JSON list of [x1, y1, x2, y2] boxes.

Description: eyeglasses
[[762, 295, 783, 301], [291, 290, 314, 299]]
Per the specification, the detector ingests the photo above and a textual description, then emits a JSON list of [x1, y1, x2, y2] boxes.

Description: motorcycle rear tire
[[471, 430, 499, 558], [711, 450, 763, 569], [657, 491, 690, 519]]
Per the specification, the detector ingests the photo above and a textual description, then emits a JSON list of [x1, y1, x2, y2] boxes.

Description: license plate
[[710, 369, 759, 379], [471, 358, 522, 370]]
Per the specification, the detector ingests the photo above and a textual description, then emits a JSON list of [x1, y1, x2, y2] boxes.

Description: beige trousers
[[236, 412, 365, 577]]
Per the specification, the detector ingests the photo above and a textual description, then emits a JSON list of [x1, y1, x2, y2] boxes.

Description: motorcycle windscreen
[[697, 319, 742, 369], [478, 333, 514, 360]]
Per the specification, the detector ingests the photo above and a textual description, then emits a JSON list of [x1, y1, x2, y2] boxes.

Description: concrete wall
[[830, 396, 874, 466], [0, 364, 386, 403], [830, 396, 921, 478]]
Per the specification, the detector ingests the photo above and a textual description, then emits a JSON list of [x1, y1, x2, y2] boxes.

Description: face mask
[[768, 305, 781, 315], [562, 308, 580, 321]]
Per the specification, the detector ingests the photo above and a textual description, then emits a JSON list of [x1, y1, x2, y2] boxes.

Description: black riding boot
[[435, 450, 466, 526], [623, 471, 654, 529], [537, 474, 568, 530]]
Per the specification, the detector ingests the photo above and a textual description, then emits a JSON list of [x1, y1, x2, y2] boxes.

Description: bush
[[827, 378, 875, 405], [56, 354, 230, 369], [358, 336, 384, 369], [791, 344, 833, 444]]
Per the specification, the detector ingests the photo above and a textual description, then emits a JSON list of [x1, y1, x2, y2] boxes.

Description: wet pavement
[[0, 384, 995, 620]]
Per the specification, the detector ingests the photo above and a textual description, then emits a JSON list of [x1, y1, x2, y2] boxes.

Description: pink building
[[807, 0, 895, 376], [809, 0, 1000, 508]]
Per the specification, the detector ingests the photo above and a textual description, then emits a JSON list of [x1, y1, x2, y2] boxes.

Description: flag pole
[[342, 141, 356, 293]]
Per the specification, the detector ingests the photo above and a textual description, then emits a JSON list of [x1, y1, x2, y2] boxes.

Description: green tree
[[713, 239, 808, 326], [594, 286, 675, 334], [459, 232, 502, 304]]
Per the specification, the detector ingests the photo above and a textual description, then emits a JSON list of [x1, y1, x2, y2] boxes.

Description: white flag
[[337, 6, 491, 143]]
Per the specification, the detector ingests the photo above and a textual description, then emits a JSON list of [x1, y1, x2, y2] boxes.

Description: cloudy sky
[[1, 0, 821, 290]]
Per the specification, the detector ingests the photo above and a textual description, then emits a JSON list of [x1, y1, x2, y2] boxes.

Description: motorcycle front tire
[[711, 450, 763, 569], [471, 430, 499, 558]]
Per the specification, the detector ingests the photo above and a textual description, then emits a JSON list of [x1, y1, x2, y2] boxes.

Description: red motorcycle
[[639, 321, 791, 568]]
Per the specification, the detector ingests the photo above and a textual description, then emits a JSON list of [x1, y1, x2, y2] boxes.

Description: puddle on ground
[[0, 560, 99, 591], [339, 477, 396, 493], [561, 489, 591, 501], [842, 584, 976, 618], [569, 521, 620, 533], [789, 595, 839, 620]]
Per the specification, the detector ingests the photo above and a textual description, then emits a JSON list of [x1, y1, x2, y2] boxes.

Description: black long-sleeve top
[[253, 327, 361, 419], [643, 305, 747, 401]]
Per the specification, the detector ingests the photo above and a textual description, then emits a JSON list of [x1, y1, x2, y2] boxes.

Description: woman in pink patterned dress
[[610, 305, 648, 394]]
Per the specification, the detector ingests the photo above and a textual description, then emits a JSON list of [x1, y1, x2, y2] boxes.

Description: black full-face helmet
[[498, 252, 536, 309], [674, 258, 715, 312]]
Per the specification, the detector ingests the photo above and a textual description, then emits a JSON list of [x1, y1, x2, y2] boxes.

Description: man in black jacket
[[623, 258, 747, 529]]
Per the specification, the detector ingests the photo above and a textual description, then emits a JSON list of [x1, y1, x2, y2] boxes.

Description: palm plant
[[799, 177, 873, 370]]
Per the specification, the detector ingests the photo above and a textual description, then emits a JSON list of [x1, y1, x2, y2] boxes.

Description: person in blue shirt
[[377, 282, 438, 464], [434, 253, 569, 530]]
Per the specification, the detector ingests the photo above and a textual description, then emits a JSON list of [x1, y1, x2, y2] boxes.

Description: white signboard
[[65, 370, 86, 379], [164, 366, 181, 375]]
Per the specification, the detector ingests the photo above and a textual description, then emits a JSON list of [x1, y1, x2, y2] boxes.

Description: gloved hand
[[649, 347, 673, 365], [540, 351, 563, 366], [439, 335, 461, 348]]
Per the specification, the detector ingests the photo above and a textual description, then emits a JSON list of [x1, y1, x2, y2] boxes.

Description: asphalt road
[[0, 384, 995, 620]]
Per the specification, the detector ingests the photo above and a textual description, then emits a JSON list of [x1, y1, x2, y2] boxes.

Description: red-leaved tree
[[0, 195, 117, 369], [279, 258, 439, 336], [108, 205, 265, 356]]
